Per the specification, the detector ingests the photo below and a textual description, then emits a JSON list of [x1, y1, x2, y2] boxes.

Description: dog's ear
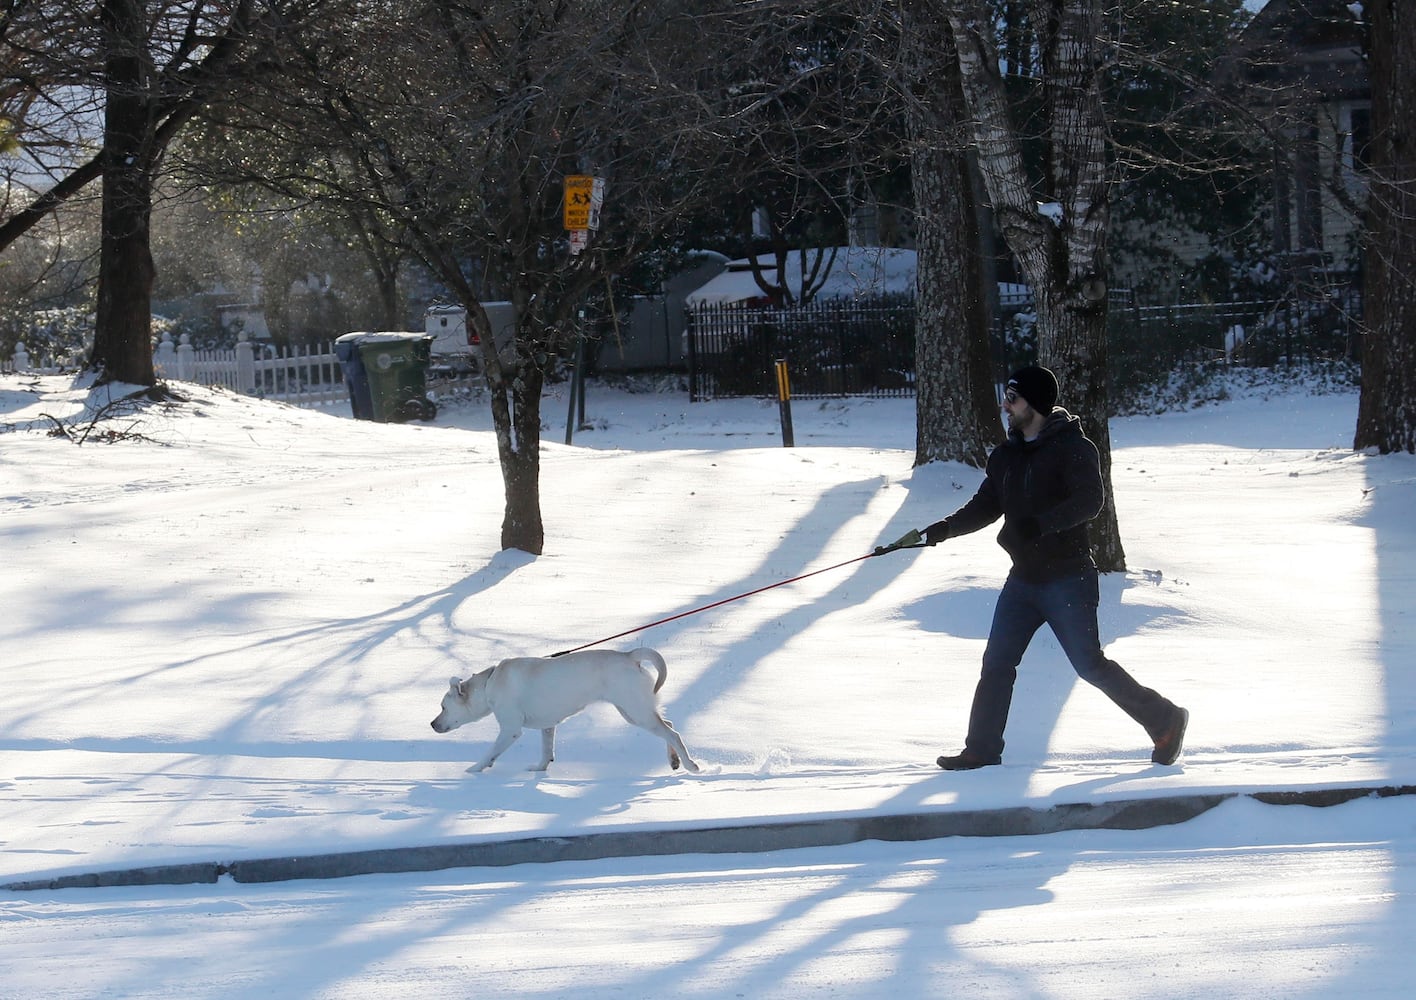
[[449, 676, 462, 693]]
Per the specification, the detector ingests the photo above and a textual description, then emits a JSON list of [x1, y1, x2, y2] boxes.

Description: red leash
[[551, 535, 925, 657]]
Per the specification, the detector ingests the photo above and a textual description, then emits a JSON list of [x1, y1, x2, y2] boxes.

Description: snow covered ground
[[2, 369, 1413, 997]]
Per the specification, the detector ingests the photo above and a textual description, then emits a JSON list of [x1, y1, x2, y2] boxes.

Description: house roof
[[1231, 0, 1366, 102], [684, 247, 917, 306]]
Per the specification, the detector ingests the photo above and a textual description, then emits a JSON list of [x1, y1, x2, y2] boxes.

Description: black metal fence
[[686, 296, 915, 400], [1115, 292, 1362, 375], [687, 285, 1362, 401]]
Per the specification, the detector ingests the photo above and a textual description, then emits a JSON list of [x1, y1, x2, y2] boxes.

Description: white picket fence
[[3, 334, 349, 407], [154, 333, 350, 408], [6, 333, 480, 410], [2, 341, 75, 376]]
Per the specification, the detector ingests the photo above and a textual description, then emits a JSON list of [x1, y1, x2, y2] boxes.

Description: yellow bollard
[[775, 358, 794, 447]]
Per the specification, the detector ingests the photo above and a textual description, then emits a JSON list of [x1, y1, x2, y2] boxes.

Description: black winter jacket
[[928, 408, 1105, 581]]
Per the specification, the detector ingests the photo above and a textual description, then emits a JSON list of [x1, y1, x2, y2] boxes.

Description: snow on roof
[[684, 246, 917, 306]]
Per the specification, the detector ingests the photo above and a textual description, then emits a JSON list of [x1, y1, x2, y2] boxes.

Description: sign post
[[563, 175, 604, 437], [565, 310, 588, 445]]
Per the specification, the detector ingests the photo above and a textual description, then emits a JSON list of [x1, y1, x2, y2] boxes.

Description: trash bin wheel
[[399, 396, 437, 422]]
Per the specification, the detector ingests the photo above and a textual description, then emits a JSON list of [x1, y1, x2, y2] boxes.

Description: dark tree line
[[4, 0, 1415, 561]]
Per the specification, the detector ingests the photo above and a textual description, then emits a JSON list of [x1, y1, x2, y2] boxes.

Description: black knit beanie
[[1007, 365, 1059, 413]]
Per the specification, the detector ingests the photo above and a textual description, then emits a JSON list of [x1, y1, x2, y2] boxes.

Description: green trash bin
[[354, 333, 438, 423]]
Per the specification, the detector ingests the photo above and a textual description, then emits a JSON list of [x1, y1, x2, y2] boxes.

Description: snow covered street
[[3, 372, 1414, 996]]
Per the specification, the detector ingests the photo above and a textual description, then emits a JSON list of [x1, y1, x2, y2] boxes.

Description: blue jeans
[[963, 568, 1176, 761]]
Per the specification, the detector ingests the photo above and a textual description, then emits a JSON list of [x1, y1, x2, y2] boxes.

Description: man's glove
[[923, 520, 951, 546], [874, 528, 922, 555]]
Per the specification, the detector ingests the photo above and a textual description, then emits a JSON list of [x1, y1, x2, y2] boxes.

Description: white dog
[[430, 646, 699, 774]]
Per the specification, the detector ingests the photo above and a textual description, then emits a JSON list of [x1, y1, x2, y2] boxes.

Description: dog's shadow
[[406, 766, 700, 822]]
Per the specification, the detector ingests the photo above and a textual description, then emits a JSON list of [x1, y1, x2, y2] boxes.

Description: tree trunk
[[1038, 283, 1125, 571], [903, 2, 1003, 468], [346, 203, 406, 331], [496, 359, 546, 554], [1355, 0, 1416, 454], [372, 261, 402, 331], [90, 0, 156, 387], [465, 294, 546, 555], [947, 0, 1125, 571], [1033, 0, 1124, 571]]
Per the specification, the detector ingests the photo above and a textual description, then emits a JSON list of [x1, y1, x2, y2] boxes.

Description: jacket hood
[[1006, 407, 1082, 447]]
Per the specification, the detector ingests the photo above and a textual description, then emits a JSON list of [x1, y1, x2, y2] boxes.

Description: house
[[1111, 0, 1368, 298], [1230, 0, 1368, 273]]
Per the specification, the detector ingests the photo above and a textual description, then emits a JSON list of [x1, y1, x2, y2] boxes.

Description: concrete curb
[[8, 783, 1414, 892]]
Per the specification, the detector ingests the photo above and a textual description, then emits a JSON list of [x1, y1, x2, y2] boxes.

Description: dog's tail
[[629, 647, 668, 692]]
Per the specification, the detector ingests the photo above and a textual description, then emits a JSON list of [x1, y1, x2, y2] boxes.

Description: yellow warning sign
[[563, 175, 604, 230], [564, 176, 594, 229]]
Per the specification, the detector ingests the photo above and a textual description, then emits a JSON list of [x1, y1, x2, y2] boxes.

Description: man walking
[[918, 365, 1188, 770]]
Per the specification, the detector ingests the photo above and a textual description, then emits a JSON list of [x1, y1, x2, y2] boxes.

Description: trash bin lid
[[336, 331, 423, 345]]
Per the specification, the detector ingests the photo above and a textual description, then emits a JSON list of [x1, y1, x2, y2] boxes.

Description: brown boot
[[1151, 708, 1190, 765], [937, 749, 1001, 771]]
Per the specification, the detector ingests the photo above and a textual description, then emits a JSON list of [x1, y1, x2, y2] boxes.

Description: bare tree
[[1355, 0, 1416, 454], [943, 0, 1126, 570], [202, 0, 746, 553], [714, 10, 886, 306], [1, 1, 324, 385]]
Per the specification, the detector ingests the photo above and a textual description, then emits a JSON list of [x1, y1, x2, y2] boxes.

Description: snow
[[3, 369, 1415, 997]]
